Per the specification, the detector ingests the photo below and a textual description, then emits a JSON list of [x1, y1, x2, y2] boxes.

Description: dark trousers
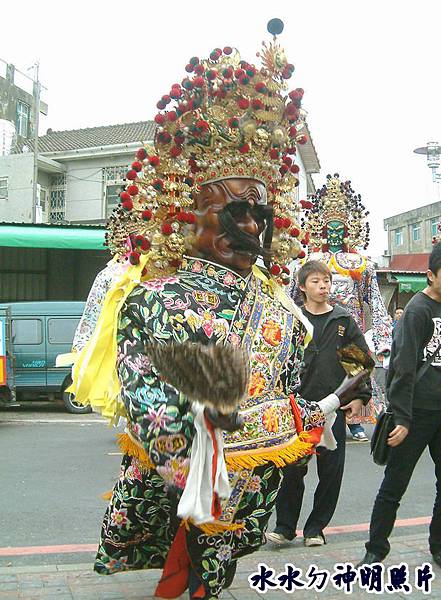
[[366, 408, 441, 558], [274, 409, 346, 540]]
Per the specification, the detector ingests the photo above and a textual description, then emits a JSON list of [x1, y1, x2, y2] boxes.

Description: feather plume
[[144, 342, 250, 413]]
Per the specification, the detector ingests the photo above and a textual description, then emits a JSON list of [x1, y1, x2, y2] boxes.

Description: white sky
[[2, 0, 441, 256]]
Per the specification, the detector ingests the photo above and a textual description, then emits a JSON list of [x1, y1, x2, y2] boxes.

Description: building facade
[[384, 201, 441, 256], [0, 59, 48, 152], [378, 201, 441, 310]]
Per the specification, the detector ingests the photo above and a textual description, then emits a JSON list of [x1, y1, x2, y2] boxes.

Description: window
[[0, 177, 7, 199], [103, 165, 127, 218], [431, 218, 440, 238], [105, 183, 124, 217], [39, 187, 47, 212], [412, 222, 421, 242], [48, 318, 80, 344], [49, 174, 66, 223], [395, 229, 403, 246], [16, 101, 30, 137], [12, 319, 42, 345]]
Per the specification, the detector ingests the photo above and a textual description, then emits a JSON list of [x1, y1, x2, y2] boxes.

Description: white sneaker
[[266, 532, 293, 545], [352, 431, 369, 442], [304, 535, 325, 547]]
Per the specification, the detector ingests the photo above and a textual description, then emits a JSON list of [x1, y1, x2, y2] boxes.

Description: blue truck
[[0, 301, 91, 414]]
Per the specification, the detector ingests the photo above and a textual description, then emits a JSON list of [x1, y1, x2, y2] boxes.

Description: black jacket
[[299, 304, 372, 404], [387, 291, 441, 429]]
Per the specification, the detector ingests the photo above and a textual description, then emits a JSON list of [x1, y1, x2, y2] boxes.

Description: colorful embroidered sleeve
[[116, 287, 195, 468], [72, 262, 122, 353], [362, 262, 393, 354]]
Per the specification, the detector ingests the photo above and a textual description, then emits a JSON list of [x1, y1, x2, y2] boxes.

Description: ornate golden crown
[[106, 21, 310, 281], [302, 174, 370, 251]]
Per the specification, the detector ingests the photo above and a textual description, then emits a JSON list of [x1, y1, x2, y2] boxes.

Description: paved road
[[0, 401, 436, 570]]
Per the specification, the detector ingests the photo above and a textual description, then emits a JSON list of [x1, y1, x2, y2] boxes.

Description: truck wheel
[[0, 386, 12, 406], [62, 378, 91, 414]]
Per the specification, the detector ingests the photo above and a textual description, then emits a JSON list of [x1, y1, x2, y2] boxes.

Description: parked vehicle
[[0, 301, 90, 413], [0, 305, 17, 406]]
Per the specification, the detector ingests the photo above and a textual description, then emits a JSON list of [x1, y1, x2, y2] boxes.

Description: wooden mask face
[[190, 178, 269, 276]]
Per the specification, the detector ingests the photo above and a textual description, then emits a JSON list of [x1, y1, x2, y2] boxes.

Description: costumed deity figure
[[297, 174, 392, 422], [68, 23, 367, 600], [72, 259, 124, 355], [55, 258, 127, 417]]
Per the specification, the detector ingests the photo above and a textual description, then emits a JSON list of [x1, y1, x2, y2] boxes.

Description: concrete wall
[[0, 153, 34, 221], [63, 153, 132, 222]]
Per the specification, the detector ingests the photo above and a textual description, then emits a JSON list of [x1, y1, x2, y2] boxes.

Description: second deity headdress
[[303, 173, 370, 251]]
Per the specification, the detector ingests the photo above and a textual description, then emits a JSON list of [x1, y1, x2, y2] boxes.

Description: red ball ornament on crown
[[237, 98, 250, 110], [126, 169, 137, 181], [134, 235, 151, 252], [122, 198, 133, 211], [170, 146, 182, 158], [290, 227, 300, 237], [129, 251, 140, 265], [148, 155, 160, 167], [161, 222, 173, 235], [127, 185, 139, 196], [270, 264, 282, 276], [193, 76, 205, 88], [300, 199, 313, 210], [136, 148, 147, 160], [119, 191, 131, 202]]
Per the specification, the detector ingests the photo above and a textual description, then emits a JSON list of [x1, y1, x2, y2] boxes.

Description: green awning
[[393, 274, 427, 293], [0, 225, 106, 250]]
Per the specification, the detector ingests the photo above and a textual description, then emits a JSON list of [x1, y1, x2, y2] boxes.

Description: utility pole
[[31, 62, 41, 223]]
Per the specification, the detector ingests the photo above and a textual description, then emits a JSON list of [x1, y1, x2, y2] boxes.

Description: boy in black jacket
[[267, 261, 372, 547], [358, 242, 441, 566]]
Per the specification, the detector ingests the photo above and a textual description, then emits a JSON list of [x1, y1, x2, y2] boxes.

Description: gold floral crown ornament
[[302, 174, 370, 251], [106, 19, 310, 281]]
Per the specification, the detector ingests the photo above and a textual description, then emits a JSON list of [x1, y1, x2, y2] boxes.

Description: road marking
[[0, 516, 431, 557]]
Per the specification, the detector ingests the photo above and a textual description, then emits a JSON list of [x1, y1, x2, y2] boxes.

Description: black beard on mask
[[217, 202, 274, 271]]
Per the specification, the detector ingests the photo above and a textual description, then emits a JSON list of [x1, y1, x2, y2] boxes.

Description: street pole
[[31, 62, 40, 223]]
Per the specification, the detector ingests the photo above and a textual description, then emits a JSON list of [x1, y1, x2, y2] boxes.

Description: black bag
[[370, 339, 441, 466], [370, 410, 394, 466]]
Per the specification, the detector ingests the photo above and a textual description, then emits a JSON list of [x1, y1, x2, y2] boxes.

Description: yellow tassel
[[225, 432, 315, 471], [195, 521, 245, 535], [181, 518, 244, 535], [67, 254, 151, 420], [117, 432, 155, 470]]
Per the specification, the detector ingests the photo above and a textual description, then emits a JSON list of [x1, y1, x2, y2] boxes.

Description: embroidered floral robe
[[94, 257, 326, 599]]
